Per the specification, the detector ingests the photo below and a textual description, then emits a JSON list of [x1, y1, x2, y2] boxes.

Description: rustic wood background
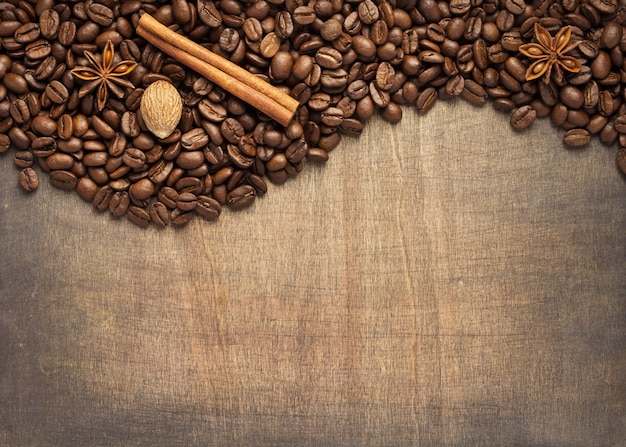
[[1, 101, 625, 446]]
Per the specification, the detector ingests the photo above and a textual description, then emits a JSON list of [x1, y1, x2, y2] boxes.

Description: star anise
[[519, 23, 582, 84], [70, 40, 137, 111]]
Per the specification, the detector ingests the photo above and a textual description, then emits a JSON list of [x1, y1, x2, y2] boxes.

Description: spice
[[136, 13, 299, 127], [70, 40, 137, 111], [140, 80, 183, 139], [519, 23, 582, 84]]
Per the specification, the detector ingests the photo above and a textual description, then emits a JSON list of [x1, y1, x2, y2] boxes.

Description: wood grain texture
[[1, 101, 625, 446]]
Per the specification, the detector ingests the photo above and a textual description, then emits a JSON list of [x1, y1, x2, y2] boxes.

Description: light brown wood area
[[1, 101, 625, 446]]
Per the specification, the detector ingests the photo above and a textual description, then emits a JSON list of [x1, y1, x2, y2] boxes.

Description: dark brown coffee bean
[[226, 184, 255, 210], [49, 169, 78, 190], [9, 99, 30, 124], [0, 133, 10, 154], [127, 205, 151, 227], [293, 6, 316, 25], [563, 128, 591, 147], [18, 167, 39, 192], [370, 82, 390, 108], [560, 85, 584, 109], [57, 137, 82, 153], [461, 80, 488, 105], [25, 39, 51, 61], [56, 113, 73, 140], [197, 0, 222, 27], [260, 32, 281, 58], [31, 114, 56, 136], [39, 9, 60, 39], [510, 105, 537, 130], [147, 202, 169, 227], [47, 153, 75, 171], [129, 178, 155, 201], [358, 0, 380, 25], [286, 138, 308, 164], [180, 128, 209, 151], [196, 195, 221, 220], [31, 136, 57, 157], [591, 51, 611, 80], [270, 51, 294, 81], [589, 0, 617, 15], [315, 47, 343, 70], [221, 118, 245, 144], [14, 22, 41, 44], [120, 111, 140, 137], [122, 148, 146, 169], [72, 114, 90, 137], [45, 79, 69, 104], [14, 151, 34, 169], [306, 147, 329, 162], [176, 192, 198, 212], [108, 191, 130, 218], [176, 150, 205, 170]]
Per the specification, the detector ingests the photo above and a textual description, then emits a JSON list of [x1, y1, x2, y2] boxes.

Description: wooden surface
[[1, 101, 625, 446]]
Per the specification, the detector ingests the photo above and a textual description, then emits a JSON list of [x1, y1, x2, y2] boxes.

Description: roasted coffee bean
[[109, 191, 130, 218], [45, 80, 69, 104], [226, 184, 255, 210], [563, 128, 591, 147], [18, 167, 39, 192], [14, 151, 34, 169], [9, 99, 30, 124], [122, 148, 146, 169], [180, 128, 209, 151], [31, 136, 57, 157], [462, 80, 488, 106], [127, 205, 151, 227], [221, 118, 245, 143], [129, 178, 155, 201], [0, 133, 10, 154], [31, 115, 57, 136], [196, 195, 221, 220], [510, 105, 537, 130], [25, 39, 51, 61], [49, 170, 78, 190]]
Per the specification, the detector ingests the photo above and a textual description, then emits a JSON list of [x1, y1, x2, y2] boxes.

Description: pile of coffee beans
[[1, 0, 626, 227]]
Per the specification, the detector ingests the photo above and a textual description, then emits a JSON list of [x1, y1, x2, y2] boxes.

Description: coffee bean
[[461, 80, 488, 106], [196, 195, 221, 220], [9, 99, 31, 124], [0, 133, 10, 154], [510, 105, 537, 130], [31, 136, 57, 157], [225, 184, 254, 210], [130, 178, 155, 201], [563, 128, 591, 147], [19, 167, 39, 192], [39, 9, 60, 39], [49, 170, 78, 190], [31, 115, 57, 136], [45, 80, 69, 104], [109, 191, 130, 218], [127, 205, 151, 227]]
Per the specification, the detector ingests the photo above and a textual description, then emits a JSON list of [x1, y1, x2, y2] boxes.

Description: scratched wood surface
[[1, 101, 625, 446]]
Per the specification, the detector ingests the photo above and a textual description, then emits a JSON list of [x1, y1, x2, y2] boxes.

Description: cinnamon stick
[[136, 13, 299, 127]]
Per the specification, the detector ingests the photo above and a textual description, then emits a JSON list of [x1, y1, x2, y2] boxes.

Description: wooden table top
[[1, 100, 625, 446]]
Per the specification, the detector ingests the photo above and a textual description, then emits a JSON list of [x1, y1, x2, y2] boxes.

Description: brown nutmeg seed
[[140, 80, 183, 139]]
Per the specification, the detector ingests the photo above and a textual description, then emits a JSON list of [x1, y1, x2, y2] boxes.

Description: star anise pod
[[519, 23, 582, 84], [70, 40, 137, 111]]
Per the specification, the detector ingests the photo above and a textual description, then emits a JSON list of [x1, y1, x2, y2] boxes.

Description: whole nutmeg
[[140, 80, 183, 139]]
